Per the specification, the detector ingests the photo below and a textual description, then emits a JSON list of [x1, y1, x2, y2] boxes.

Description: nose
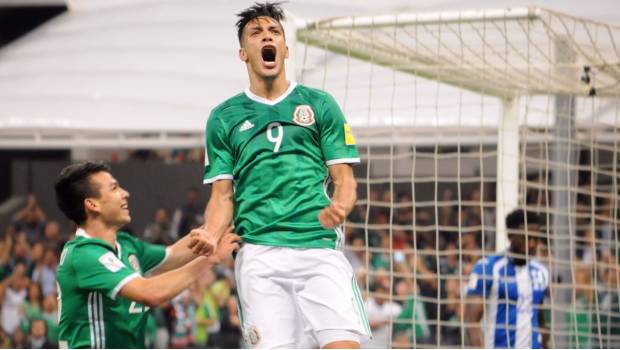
[[261, 32, 273, 42], [123, 188, 130, 199]]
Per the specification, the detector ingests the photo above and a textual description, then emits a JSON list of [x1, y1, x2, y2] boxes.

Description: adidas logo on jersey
[[239, 120, 255, 132]]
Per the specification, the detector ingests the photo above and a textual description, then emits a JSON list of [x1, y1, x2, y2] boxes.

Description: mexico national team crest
[[292, 105, 315, 126], [128, 254, 142, 274]]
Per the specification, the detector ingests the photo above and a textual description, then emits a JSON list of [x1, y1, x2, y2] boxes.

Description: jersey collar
[[75, 228, 92, 239], [76, 227, 122, 257], [244, 81, 297, 106]]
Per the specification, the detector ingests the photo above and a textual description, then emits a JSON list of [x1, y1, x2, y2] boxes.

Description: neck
[[248, 70, 289, 101], [81, 220, 118, 247]]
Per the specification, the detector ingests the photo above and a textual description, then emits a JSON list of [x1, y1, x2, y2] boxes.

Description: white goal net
[[296, 7, 620, 348]]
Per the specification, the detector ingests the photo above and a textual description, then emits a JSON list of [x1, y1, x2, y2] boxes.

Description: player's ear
[[284, 45, 289, 59], [84, 198, 100, 214], [239, 47, 248, 62]]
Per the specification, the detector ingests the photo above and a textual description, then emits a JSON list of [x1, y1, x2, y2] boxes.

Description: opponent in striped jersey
[[54, 162, 239, 348], [465, 210, 550, 349]]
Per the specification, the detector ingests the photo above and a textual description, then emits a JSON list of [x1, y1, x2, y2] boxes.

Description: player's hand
[[318, 202, 346, 228], [208, 232, 241, 264]]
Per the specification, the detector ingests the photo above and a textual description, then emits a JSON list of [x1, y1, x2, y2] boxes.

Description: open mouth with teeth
[[261, 45, 277, 68]]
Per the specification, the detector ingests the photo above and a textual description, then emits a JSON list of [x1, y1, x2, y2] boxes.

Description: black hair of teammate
[[54, 161, 110, 225]]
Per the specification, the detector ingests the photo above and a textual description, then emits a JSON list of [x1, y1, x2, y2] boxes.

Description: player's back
[[57, 231, 152, 348], [204, 83, 359, 250], [467, 254, 549, 348]]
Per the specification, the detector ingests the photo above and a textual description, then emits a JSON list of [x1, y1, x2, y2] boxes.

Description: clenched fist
[[318, 202, 346, 228]]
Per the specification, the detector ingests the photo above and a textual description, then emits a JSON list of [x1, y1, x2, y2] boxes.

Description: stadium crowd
[[0, 175, 618, 348]]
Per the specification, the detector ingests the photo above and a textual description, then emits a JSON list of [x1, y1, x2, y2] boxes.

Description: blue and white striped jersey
[[466, 254, 549, 349]]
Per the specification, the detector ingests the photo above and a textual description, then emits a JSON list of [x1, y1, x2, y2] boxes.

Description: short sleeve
[[466, 258, 494, 297], [128, 236, 168, 275], [318, 93, 360, 165], [73, 244, 139, 300], [203, 111, 234, 184]]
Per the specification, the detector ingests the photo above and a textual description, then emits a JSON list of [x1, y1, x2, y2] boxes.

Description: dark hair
[[236, 2, 285, 44], [54, 162, 110, 225], [506, 209, 540, 230]]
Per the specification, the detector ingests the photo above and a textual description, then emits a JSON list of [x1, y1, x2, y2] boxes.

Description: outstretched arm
[[319, 163, 357, 228], [149, 225, 235, 275], [120, 233, 239, 307]]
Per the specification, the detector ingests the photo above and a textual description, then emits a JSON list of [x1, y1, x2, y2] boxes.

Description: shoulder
[[116, 231, 137, 245], [529, 259, 550, 276], [71, 238, 116, 261], [209, 93, 247, 118], [294, 84, 333, 102], [472, 254, 505, 272]]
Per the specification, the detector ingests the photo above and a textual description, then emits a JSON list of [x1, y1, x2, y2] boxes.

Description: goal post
[[296, 6, 620, 348]]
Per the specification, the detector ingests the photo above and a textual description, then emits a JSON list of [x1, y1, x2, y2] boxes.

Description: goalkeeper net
[[296, 7, 620, 348]]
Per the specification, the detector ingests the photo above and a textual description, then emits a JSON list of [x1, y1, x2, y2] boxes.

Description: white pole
[[283, 11, 300, 82], [496, 97, 520, 252]]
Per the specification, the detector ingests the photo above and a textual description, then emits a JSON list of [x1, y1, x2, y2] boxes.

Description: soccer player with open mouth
[[193, 2, 371, 348]]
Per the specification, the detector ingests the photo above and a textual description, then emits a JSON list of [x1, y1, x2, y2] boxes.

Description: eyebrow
[[248, 22, 282, 32]]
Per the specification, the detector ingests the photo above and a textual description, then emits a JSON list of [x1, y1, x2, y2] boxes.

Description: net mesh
[[296, 7, 620, 348]]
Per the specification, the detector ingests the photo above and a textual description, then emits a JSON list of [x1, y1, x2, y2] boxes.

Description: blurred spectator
[[345, 235, 367, 275], [567, 264, 595, 348], [362, 283, 402, 349], [0, 263, 28, 335], [12, 195, 46, 244], [31, 249, 57, 297], [144, 208, 175, 245], [439, 278, 463, 346], [19, 283, 43, 333], [170, 289, 195, 348], [27, 243, 44, 278], [392, 280, 430, 347], [11, 232, 31, 271], [209, 295, 242, 349], [172, 188, 204, 238], [40, 295, 58, 345], [26, 319, 53, 349], [151, 307, 170, 349], [597, 253, 620, 348], [192, 272, 220, 348], [42, 222, 63, 254], [11, 328, 26, 349]]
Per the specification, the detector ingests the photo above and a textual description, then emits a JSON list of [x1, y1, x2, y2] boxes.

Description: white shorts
[[235, 243, 372, 348]]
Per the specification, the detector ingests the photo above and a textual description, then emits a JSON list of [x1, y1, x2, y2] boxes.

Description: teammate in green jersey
[[53, 162, 239, 348], [195, 2, 371, 348]]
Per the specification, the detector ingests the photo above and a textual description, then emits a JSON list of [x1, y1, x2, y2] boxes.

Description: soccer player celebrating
[[196, 2, 371, 348], [54, 162, 239, 348], [465, 209, 550, 348]]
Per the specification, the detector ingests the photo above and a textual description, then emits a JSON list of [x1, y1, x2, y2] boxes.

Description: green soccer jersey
[[203, 82, 359, 249], [56, 228, 167, 349]]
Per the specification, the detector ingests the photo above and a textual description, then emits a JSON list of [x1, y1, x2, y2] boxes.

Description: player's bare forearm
[[319, 164, 357, 228], [121, 257, 213, 306], [465, 297, 484, 347], [121, 234, 240, 306], [149, 232, 204, 274], [189, 179, 234, 256]]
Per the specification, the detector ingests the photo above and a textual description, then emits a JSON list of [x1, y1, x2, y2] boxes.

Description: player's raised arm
[[319, 163, 357, 229]]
